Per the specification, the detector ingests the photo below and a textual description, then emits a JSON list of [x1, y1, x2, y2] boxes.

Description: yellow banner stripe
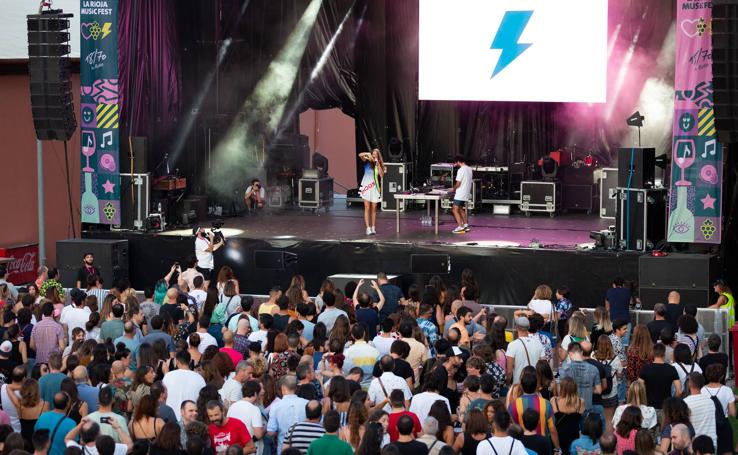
[[98, 105, 118, 127], [99, 114, 119, 129], [96, 103, 113, 116], [698, 112, 713, 128]]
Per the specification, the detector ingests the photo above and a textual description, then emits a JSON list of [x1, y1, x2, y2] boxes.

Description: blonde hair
[[533, 285, 553, 300], [593, 306, 613, 332], [626, 380, 647, 406], [558, 377, 580, 409], [567, 312, 589, 339]]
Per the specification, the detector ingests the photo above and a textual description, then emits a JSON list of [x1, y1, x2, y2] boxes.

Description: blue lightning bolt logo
[[490, 11, 534, 78]]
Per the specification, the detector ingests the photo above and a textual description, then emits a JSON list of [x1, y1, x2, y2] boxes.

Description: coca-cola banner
[[667, 0, 723, 244], [0, 244, 39, 285]]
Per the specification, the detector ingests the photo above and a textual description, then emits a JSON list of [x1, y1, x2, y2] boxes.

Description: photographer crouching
[[193, 224, 225, 288], [244, 178, 266, 213]]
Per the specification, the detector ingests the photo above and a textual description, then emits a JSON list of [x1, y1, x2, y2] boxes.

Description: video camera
[[211, 219, 225, 243]]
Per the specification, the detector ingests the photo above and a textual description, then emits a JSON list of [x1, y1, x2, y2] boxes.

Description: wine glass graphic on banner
[[674, 138, 695, 186], [82, 131, 96, 172]]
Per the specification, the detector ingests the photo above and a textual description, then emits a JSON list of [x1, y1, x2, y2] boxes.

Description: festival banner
[[79, 0, 120, 225], [667, 0, 723, 244]]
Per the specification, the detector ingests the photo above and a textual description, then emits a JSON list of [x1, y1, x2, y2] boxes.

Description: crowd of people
[[0, 256, 733, 455]]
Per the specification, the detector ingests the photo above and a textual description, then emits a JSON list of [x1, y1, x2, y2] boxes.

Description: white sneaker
[[371, 226, 376, 235], [463, 223, 471, 232], [452, 226, 465, 234], [366, 227, 372, 235]]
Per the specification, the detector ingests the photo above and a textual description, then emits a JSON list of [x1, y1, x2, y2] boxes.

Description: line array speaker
[[26, 10, 76, 141], [713, 0, 738, 143]]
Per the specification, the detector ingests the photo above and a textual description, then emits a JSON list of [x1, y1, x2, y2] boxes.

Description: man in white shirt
[[193, 226, 223, 287], [451, 155, 473, 234], [371, 319, 396, 356], [506, 317, 544, 385], [245, 179, 267, 211], [408, 369, 451, 423], [65, 420, 131, 455], [248, 314, 272, 348], [60, 289, 91, 342], [684, 372, 717, 448], [220, 360, 250, 408], [368, 355, 412, 412], [189, 275, 208, 311], [228, 380, 265, 444], [477, 409, 528, 455], [163, 351, 206, 421], [195, 315, 218, 353]]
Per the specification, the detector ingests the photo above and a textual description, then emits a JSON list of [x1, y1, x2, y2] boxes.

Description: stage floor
[[161, 202, 611, 249]]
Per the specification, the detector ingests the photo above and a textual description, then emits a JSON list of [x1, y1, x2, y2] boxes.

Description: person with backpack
[[672, 343, 702, 391], [700, 363, 735, 455], [592, 335, 622, 429], [683, 372, 717, 449]]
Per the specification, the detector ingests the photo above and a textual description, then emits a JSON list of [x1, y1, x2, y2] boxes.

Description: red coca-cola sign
[[0, 244, 39, 285]]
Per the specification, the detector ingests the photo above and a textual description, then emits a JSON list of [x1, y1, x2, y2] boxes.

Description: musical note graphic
[[101, 131, 113, 149], [701, 139, 716, 159]]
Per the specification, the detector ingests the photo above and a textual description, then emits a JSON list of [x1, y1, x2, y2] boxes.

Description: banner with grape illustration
[[667, 0, 723, 244], [79, 0, 120, 225]]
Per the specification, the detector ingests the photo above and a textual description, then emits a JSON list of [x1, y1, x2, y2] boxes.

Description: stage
[[87, 202, 642, 308]]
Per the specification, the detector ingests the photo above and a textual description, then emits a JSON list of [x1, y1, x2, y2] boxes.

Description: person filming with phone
[[193, 226, 224, 289]]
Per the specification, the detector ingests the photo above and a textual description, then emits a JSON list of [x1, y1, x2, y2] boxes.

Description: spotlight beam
[[208, 0, 324, 197]]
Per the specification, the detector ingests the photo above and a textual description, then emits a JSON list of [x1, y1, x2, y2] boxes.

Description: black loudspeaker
[[27, 11, 76, 141], [254, 251, 298, 270], [617, 148, 655, 189], [56, 239, 129, 288], [713, 0, 738, 143], [120, 137, 148, 174], [410, 254, 451, 274], [638, 253, 720, 309]]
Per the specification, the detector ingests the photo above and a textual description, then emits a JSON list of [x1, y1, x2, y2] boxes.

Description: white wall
[[1, 0, 81, 59]]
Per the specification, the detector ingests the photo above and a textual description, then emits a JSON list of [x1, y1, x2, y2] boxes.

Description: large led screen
[[419, 0, 608, 103]]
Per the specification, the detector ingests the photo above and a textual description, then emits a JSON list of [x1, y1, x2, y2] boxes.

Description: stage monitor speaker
[[121, 137, 148, 174], [410, 254, 450, 274], [638, 253, 719, 309], [254, 250, 298, 270], [27, 11, 76, 141], [56, 239, 129, 288], [617, 148, 655, 189], [713, 0, 738, 143]]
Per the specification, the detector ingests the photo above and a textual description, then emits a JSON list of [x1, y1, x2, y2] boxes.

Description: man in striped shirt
[[282, 400, 325, 454], [508, 367, 560, 451]]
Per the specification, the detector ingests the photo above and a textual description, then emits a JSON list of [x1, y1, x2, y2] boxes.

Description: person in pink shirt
[[220, 330, 244, 367]]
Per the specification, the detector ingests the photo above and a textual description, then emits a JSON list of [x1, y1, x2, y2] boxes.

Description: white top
[[454, 165, 473, 201], [673, 362, 702, 390], [368, 372, 413, 412], [0, 385, 19, 432], [219, 377, 243, 407], [60, 306, 92, 341], [475, 436, 528, 455], [245, 185, 266, 200], [197, 331, 218, 354], [180, 268, 204, 291], [505, 335, 544, 384], [684, 393, 717, 447], [163, 369, 207, 420], [701, 385, 735, 417], [189, 289, 207, 310], [371, 335, 396, 356], [228, 400, 264, 436], [66, 441, 127, 455], [195, 237, 214, 270], [612, 404, 657, 429], [409, 391, 451, 424], [527, 299, 555, 320], [248, 330, 268, 347]]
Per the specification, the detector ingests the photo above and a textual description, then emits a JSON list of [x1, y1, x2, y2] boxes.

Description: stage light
[[208, 0, 324, 199], [225, 241, 245, 265], [626, 111, 644, 127]]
